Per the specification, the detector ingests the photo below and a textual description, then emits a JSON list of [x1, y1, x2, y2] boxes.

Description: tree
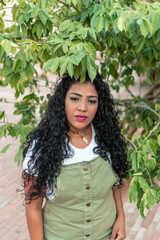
[[0, 0, 160, 218]]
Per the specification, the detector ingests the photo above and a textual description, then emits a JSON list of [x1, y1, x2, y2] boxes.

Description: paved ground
[[0, 80, 160, 240], [0, 146, 160, 240]]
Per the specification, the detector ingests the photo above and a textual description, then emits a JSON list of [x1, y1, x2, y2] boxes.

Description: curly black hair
[[22, 72, 128, 203]]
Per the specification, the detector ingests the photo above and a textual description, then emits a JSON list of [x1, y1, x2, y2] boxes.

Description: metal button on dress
[[83, 166, 88, 171], [86, 219, 91, 222], [85, 185, 90, 190], [86, 234, 90, 237], [86, 202, 91, 207]]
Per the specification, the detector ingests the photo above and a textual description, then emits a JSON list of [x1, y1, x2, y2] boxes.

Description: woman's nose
[[78, 100, 87, 112]]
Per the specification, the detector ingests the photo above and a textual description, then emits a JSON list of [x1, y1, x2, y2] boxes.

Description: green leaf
[[152, 12, 160, 33], [72, 0, 77, 6], [13, 59, 21, 73], [70, 55, 79, 66], [158, 135, 160, 147], [1, 144, 11, 153], [135, 38, 145, 53], [83, 43, 96, 59], [153, 28, 160, 44], [0, 111, 5, 120], [59, 20, 70, 32], [146, 140, 156, 156], [36, 23, 43, 38], [0, 125, 8, 139], [139, 201, 145, 219], [14, 145, 23, 166], [147, 75, 154, 85], [81, 57, 87, 73], [67, 62, 74, 77], [75, 51, 85, 63], [137, 151, 142, 167], [76, 28, 88, 39], [147, 117, 153, 126], [30, 7, 40, 18], [44, 59, 54, 72], [153, 48, 158, 60], [41, 0, 48, 9], [142, 145, 149, 155], [131, 151, 137, 171], [53, 43, 63, 53], [74, 65, 80, 80], [20, 127, 29, 143], [147, 189, 155, 209], [132, 132, 137, 142], [23, 93, 39, 102], [60, 58, 68, 76], [50, 58, 59, 73], [143, 18, 152, 35], [139, 18, 148, 38], [76, 43, 83, 51], [17, 13, 25, 25], [129, 180, 138, 203], [96, 15, 104, 32], [70, 52, 85, 66], [21, 24, 27, 37], [104, 15, 109, 32], [88, 28, 96, 41], [39, 10, 48, 25], [138, 177, 149, 192], [108, 37, 112, 47], [14, 25, 20, 38], [80, 72, 86, 83], [0, 44, 3, 59], [91, 14, 98, 28], [146, 158, 156, 170], [62, 44, 68, 54], [86, 56, 97, 81], [118, 17, 126, 31], [1, 39, 11, 55]]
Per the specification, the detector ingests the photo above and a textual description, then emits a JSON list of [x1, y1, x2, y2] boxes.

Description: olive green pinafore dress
[[43, 156, 118, 240]]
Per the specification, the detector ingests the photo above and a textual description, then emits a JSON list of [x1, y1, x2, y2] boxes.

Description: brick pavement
[[0, 83, 160, 240], [0, 148, 160, 240]]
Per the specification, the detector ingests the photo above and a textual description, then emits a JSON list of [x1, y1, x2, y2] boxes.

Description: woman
[[22, 72, 128, 240]]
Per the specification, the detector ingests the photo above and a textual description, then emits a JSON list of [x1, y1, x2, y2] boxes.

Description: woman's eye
[[70, 97, 79, 101], [88, 100, 97, 104]]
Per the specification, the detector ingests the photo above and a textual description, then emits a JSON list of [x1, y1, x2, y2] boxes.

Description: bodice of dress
[[42, 156, 117, 240]]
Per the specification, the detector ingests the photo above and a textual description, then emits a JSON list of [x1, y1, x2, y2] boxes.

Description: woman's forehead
[[67, 81, 98, 96]]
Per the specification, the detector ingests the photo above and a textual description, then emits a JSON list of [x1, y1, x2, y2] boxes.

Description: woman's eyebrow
[[70, 93, 81, 97], [70, 93, 98, 98], [88, 95, 98, 98]]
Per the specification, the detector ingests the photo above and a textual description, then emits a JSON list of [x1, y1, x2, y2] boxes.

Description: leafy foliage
[[0, 0, 160, 218]]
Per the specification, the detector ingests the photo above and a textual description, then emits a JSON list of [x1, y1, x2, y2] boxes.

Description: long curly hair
[[22, 72, 128, 203]]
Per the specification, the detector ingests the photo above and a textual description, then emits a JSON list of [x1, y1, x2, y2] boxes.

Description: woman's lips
[[75, 115, 87, 122]]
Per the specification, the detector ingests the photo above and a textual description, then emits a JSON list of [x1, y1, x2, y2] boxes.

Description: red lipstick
[[75, 115, 87, 122]]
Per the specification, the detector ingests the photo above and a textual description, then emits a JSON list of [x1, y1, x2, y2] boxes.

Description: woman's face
[[65, 81, 98, 131]]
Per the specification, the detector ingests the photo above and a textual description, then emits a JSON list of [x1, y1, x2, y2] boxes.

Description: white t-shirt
[[23, 124, 100, 200]]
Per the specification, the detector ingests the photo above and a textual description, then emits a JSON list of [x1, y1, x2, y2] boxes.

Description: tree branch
[[124, 135, 137, 150], [132, 104, 160, 119], [0, 121, 14, 125], [2, 19, 13, 22], [115, 99, 160, 112], [0, 7, 12, 10], [126, 88, 135, 98], [144, 161, 153, 186], [144, 83, 160, 97], [59, 0, 76, 9], [144, 120, 160, 142]]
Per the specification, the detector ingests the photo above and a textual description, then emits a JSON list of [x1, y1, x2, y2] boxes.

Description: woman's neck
[[68, 124, 92, 149]]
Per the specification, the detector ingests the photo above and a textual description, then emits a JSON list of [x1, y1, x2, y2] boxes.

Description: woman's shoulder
[[23, 139, 39, 176]]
